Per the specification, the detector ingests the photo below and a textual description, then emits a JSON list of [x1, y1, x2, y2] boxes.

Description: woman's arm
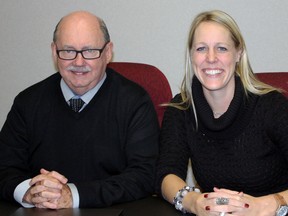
[[161, 174, 202, 214]]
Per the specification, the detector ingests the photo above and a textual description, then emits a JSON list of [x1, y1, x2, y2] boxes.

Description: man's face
[[51, 14, 113, 95]]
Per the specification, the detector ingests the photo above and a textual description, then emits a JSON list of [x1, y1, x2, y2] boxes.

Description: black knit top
[[156, 76, 288, 196]]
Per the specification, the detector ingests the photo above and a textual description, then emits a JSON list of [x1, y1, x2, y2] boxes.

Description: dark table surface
[[0, 196, 184, 216]]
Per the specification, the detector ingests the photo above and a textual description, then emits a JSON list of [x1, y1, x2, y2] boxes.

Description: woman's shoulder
[[255, 91, 288, 117], [259, 91, 288, 104]]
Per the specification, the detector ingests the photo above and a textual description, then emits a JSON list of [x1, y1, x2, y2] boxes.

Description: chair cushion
[[108, 62, 172, 126], [256, 72, 288, 97]]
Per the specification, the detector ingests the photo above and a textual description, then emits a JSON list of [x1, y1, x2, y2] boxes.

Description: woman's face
[[191, 21, 242, 95]]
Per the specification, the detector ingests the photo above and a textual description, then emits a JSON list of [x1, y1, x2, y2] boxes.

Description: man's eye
[[64, 50, 75, 54], [85, 49, 97, 53]]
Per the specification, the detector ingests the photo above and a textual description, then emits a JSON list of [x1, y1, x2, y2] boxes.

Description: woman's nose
[[206, 49, 217, 63]]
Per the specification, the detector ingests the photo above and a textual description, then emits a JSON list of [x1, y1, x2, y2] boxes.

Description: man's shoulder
[[106, 68, 149, 97], [17, 73, 61, 99]]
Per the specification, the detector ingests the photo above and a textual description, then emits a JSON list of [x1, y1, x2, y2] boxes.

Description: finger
[[40, 168, 49, 175], [39, 190, 61, 199], [39, 201, 58, 209], [30, 184, 48, 195], [207, 196, 249, 214], [34, 201, 58, 209], [30, 175, 63, 189], [214, 187, 240, 195], [42, 178, 64, 189], [30, 184, 62, 200], [40, 169, 68, 184], [31, 195, 50, 204], [34, 203, 46, 208]]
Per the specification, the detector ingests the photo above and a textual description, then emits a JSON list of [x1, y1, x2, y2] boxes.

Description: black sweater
[[0, 68, 159, 207], [156, 76, 288, 196]]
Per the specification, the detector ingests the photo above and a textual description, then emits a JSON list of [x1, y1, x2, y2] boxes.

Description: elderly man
[[0, 11, 159, 209]]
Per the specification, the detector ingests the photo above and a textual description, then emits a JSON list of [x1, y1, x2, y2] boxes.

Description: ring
[[216, 197, 229, 205], [220, 212, 225, 216]]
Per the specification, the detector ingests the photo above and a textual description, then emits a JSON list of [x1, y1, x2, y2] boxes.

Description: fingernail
[[205, 206, 210, 211], [204, 194, 208, 198], [245, 203, 249, 208]]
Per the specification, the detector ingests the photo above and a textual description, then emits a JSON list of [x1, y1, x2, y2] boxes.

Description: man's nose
[[74, 52, 85, 65]]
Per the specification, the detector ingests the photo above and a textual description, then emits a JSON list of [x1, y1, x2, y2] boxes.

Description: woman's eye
[[196, 47, 206, 52], [217, 47, 227, 52]]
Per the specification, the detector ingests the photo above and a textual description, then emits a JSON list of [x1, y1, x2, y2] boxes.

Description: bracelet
[[173, 186, 200, 213]]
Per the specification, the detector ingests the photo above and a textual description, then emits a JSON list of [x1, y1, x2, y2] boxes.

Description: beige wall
[[1, 0, 288, 128]]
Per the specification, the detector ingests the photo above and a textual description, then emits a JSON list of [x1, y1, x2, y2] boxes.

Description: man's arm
[[75, 93, 159, 207]]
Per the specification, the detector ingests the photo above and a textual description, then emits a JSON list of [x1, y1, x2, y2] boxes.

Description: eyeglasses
[[56, 41, 109, 60]]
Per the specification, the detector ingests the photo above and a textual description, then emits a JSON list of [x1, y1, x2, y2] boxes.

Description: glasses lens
[[82, 49, 100, 59], [59, 50, 76, 60]]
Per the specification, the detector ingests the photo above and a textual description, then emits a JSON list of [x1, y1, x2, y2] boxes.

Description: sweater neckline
[[192, 76, 258, 138]]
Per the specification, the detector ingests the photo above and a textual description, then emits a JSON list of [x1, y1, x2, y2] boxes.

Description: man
[[0, 11, 159, 209]]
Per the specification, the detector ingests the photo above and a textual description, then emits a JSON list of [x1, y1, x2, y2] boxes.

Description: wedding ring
[[220, 212, 225, 216], [216, 197, 229, 205]]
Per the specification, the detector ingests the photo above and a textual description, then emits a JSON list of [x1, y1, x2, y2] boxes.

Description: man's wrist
[[67, 183, 79, 208], [14, 179, 35, 208]]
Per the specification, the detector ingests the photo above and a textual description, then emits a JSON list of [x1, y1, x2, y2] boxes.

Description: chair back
[[256, 72, 288, 97], [108, 62, 172, 126]]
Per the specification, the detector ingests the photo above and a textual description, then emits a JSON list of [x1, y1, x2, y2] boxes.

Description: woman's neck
[[203, 83, 235, 118]]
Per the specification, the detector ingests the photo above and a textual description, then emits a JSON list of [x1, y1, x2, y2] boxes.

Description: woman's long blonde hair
[[173, 10, 280, 111], [168, 10, 281, 130]]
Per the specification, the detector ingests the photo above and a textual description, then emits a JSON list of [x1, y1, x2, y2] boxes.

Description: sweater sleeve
[[155, 94, 192, 195], [0, 94, 34, 202], [0, 72, 160, 208], [75, 91, 160, 207], [265, 93, 288, 158]]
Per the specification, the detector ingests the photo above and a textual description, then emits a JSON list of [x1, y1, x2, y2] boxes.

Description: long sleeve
[[155, 94, 192, 195], [0, 70, 159, 207], [75, 89, 159, 207], [157, 86, 288, 198]]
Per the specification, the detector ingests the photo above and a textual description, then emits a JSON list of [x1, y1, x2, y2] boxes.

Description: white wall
[[1, 0, 288, 128]]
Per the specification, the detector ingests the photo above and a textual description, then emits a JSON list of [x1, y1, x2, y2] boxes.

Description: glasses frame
[[56, 41, 110, 60]]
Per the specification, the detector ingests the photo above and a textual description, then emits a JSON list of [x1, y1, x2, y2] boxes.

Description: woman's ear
[[236, 48, 243, 62]]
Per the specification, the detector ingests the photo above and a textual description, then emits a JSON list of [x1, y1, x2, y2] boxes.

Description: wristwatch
[[274, 193, 288, 216]]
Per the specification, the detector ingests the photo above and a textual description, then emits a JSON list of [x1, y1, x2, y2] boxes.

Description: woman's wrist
[[173, 185, 200, 213]]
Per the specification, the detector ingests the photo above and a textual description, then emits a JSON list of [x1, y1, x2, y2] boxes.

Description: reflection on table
[[0, 195, 184, 216]]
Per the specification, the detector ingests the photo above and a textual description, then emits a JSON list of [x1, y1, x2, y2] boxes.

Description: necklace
[[213, 112, 223, 118]]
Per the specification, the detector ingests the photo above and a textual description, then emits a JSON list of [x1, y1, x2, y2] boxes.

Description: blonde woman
[[156, 10, 288, 216]]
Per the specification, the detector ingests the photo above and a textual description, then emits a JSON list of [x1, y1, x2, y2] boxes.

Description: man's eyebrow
[[61, 45, 95, 49]]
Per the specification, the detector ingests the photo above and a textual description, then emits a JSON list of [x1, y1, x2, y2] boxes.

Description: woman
[[156, 10, 288, 216]]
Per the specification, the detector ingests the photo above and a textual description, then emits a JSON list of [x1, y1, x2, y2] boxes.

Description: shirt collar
[[60, 72, 107, 104]]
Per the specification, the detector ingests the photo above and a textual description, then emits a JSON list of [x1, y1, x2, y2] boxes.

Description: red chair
[[108, 62, 173, 126], [256, 72, 288, 97]]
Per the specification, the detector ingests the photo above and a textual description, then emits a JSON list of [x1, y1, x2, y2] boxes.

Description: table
[[0, 196, 184, 216]]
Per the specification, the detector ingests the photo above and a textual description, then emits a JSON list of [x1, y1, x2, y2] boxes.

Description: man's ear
[[51, 42, 58, 61], [51, 42, 59, 71], [105, 41, 114, 64]]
